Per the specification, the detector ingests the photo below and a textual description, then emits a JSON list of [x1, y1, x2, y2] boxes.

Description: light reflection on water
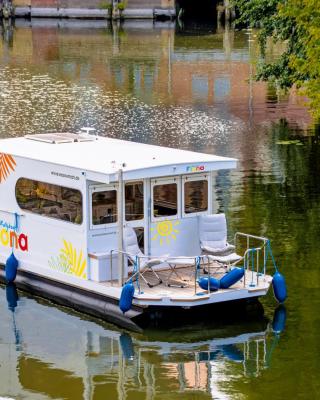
[[0, 67, 241, 149], [0, 19, 319, 400]]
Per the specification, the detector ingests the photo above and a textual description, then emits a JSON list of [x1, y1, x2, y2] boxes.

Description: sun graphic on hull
[[151, 220, 180, 246]]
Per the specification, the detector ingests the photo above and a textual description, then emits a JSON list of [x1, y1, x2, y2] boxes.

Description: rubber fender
[[198, 276, 220, 291], [5, 252, 19, 283], [220, 267, 244, 289], [119, 333, 135, 360], [6, 283, 18, 311], [272, 305, 287, 334], [272, 272, 287, 303], [119, 282, 135, 313]]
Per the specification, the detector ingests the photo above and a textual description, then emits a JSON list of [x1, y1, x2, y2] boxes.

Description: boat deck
[[99, 264, 272, 307]]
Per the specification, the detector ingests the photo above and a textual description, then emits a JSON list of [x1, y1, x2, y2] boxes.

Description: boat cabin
[[0, 132, 236, 279]]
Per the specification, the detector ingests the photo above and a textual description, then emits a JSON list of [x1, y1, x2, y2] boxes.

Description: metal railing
[[109, 233, 271, 295], [109, 250, 211, 295], [234, 232, 270, 287]]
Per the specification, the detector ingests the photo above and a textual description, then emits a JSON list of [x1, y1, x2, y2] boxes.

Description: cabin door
[[87, 183, 119, 255], [124, 180, 146, 253]]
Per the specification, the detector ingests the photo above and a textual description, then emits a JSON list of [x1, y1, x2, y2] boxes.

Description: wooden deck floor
[[99, 263, 270, 300]]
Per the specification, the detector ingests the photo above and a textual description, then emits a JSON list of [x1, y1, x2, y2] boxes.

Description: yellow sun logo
[[151, 220, 180, 246]]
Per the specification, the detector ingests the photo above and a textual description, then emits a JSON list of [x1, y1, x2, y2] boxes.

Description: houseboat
[[0, 131, 284, 331]]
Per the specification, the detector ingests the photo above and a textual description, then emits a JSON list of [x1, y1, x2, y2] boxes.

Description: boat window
[[92, 190, 117, 225], [15, 178, 82, 224], [125, 181, 144, 221], [184, 179, 208, 214], [153, 183, 178, 218]]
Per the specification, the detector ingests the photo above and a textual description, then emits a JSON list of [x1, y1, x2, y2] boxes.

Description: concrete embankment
[[12, 0, 176, 19]]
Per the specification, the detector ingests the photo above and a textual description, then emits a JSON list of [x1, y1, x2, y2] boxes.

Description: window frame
[[124, 180, 145, 224], [89, 184, 118, 230], [15, 177, 83, 226], [151, 176, 180, 222], [182, 173, 210, 218]]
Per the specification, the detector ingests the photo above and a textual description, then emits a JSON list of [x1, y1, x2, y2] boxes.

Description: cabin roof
[[0, 134, 237, 182]]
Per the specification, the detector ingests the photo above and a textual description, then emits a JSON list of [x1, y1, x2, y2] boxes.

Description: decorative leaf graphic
[[60, 239, 87, 279], [0, 153, 16, 183]]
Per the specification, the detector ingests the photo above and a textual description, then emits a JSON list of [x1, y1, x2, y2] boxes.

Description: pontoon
[[0, 131, 279, 330]]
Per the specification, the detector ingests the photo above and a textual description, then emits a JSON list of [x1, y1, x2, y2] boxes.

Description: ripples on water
[[0, 20, 320, 400], [0, 67, 241, 148]]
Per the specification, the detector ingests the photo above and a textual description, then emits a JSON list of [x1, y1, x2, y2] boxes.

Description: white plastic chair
[[198, 214, 242, 264], [124, 227, 164, 288]]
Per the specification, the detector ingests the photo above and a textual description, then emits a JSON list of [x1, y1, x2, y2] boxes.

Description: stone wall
[[12, 0, 176, 14]]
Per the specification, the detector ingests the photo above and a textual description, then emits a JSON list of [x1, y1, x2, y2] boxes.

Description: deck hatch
[[24, 133, 96, 144]]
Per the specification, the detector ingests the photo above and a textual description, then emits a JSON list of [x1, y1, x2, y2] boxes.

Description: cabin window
[[92, 189, 117, 225], [125, 181, 144, 221], [153, 182, 178, 218], [15, 178, 83, 224], [184, 179, 208, 214]]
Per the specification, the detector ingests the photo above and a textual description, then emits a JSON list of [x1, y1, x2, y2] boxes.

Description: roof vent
[[25, 132, 96, 144]]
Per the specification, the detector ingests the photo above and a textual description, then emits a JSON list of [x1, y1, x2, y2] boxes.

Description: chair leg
[[141, 267, 162, 288], [166, 265, 188, 288]]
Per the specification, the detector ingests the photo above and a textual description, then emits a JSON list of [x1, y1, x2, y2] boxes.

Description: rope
[[133, 255, 140, 292], [264, 240, 278, 273], [196, 256, 201, 281], [14, 212, 19, 233], [11, 213, 19, 254]]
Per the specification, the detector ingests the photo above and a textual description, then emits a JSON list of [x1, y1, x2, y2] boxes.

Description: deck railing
[[110, 233, 271, 295], [234, 232, 270, 287]]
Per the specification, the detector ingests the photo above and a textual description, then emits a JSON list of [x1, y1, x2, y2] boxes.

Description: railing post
[[117, 168, 124, 287], [137, 256, 141, 294], [208, 257, 211, 295], [263, 239, 266, 276], [194, 258, 197, 295]]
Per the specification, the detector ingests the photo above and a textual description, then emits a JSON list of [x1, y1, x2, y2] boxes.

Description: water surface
[[0, 19, 319, 399]]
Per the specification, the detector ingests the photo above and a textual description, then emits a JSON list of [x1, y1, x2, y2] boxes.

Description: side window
[[15, 178, 83, 224], [153, 182, 178, 219], [92, 189, 117, 225], [125, 181, 144, 221], [184, 177, 208, 215]]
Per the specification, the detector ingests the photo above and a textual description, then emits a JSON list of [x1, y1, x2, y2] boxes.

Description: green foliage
[[234, 0, 320, 120], [117, 2, 126, 11], [100, 1, 113, 11]]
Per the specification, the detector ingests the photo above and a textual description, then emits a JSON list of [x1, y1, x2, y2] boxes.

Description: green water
[[0, 19, 319, 399]]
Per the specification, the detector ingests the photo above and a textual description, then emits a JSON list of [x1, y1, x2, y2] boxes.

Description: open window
[[90, 185, 118, 228], [183, 174, 209, 217], [151, 177, 180, 221]]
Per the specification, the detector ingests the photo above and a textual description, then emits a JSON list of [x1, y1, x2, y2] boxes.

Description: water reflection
[[0, 285, 282, 400], [0, 18, 318, 399], [0, 18, 313, 149]]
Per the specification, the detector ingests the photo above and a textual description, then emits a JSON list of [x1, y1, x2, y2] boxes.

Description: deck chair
[[124, 227, 164, 288], [198, 214, 242, 266]]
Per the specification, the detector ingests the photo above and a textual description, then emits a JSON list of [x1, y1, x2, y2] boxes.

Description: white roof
[[0, 134, 237, 182]]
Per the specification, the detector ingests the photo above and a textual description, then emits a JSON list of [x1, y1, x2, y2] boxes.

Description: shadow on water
[[135, 298, 266, 332]]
